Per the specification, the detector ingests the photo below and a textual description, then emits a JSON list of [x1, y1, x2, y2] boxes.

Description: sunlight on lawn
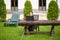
[[0, 22, 60, 40]]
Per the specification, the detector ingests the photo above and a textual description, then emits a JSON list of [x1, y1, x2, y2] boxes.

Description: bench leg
[[35, 25, 39, 32], [50, 25, 54, 36]]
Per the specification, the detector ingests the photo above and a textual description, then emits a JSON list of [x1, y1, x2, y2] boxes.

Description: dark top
[[26, 16, 34, 21]]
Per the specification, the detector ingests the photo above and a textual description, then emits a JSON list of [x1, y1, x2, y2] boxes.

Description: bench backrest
[[33, 15, 39, 21]]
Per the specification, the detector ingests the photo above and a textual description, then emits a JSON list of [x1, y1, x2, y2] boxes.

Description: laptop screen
[[26, 16, 34, 21]]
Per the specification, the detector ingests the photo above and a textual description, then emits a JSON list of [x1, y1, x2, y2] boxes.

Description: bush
[[47, 0, 59, 20], [24, 0, 32, 18], [0, 0, 6, 21]]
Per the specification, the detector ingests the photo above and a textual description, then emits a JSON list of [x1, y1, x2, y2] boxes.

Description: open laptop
[[26, 16, 34, 21]]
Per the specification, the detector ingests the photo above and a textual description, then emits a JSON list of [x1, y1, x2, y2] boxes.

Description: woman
[[27, 11, 34, 31]]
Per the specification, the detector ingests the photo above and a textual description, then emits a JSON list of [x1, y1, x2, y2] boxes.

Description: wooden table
[[19, 20, 60, 36]]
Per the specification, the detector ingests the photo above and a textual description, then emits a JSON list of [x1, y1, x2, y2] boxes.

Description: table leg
[[24, 26, 27, 34], [22, 26, 27, 37], [38, 25, 39, 32], [50, 25, 54, 36]]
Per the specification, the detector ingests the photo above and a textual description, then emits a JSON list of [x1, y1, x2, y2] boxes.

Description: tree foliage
[[24, 0, 32, 18], [47, 0, 59, 20], [0, 0, 6, 21]]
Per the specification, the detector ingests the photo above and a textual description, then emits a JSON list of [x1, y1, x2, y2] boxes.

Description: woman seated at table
[[27, 11, 35, 32]]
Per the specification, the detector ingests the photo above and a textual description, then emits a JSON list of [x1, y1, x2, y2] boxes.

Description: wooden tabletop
[[18, 20, 60, 26]]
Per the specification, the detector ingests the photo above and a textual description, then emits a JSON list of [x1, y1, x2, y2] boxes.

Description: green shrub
[[0, 0, 6, 21], [47, 0, 59, 20], [24, 0, 32, 18]]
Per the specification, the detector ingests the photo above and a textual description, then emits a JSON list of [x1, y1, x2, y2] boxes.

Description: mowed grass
[[0, 22, 60, 40]]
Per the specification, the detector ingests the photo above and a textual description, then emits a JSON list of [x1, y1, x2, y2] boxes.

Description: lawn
[[0, 22, 60, 40]]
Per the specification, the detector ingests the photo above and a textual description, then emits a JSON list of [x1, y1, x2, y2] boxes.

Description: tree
[[47, 0, 59, 20], [24, 0, 32, 18], [0, 0, 6, 21]]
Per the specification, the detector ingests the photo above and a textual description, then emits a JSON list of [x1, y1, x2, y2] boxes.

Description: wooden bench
[[19, 20, 60, 36]]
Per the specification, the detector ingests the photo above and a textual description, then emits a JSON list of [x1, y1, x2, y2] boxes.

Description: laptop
[[26, 16, 34, 21]]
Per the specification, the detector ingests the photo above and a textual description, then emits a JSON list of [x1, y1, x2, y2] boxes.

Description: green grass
[[0, 22, 60, 40]]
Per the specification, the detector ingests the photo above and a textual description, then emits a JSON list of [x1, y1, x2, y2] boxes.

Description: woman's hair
[[30, 11, 33, 13], [30, 11, 33, 14]]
